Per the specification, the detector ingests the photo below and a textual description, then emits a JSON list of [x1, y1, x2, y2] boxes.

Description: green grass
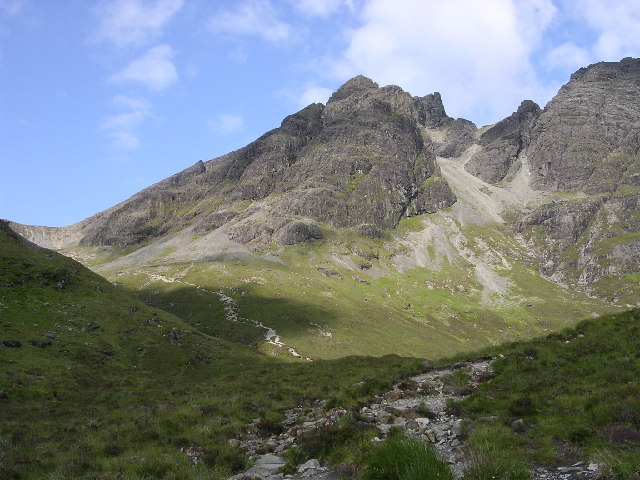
[[100, 218, 616, 361], [361, 431, 453, 480], [455, 308, 640, 478], [2, 220, 639, 479], [0, 221, 423, 479]]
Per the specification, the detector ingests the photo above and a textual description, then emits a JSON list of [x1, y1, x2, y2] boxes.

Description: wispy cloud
[[291, 0, 352, 17], [207, 114, 245, 135], [567, 0, 640, 60], [93, 0, 184, 47], [0, 0, 25, 16], [209, 0, 292, 42], [109, 44, 177, 91], [102, 95, 152, 149]]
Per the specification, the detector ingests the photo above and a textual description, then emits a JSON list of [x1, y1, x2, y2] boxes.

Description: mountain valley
[[2, 58, 640, 479]]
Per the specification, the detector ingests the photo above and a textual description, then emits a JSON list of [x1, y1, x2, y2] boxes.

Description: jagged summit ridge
[[8, 58, 639, 302]]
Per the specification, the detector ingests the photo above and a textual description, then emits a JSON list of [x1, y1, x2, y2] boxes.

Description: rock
[[511, 418, 525, 432], [0, 391, 8, 400], [317, 267, 341, 278], [2, 340, 22, 348], [598, 424, 640, 444], [529, 58, 640, 193], [29, 340, 52, 348], [420, 360, 434, 371], [336, 463, 358, 477], [354, 224, 385, 238], [435, 119, 477, 158], [465, 100, 541, 184], [383, 391, 402, 402], [228, 222, 274, 245], [387, 406, 418, 419], [405, 419, 419, 430], [274, 221, 323, 245], [376, 411, 392, 424], [234, 454, 286, 479], [298, 459, 321, 472]]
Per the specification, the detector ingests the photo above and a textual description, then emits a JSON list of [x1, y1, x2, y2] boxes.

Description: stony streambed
[[225, 357, 602, 480]]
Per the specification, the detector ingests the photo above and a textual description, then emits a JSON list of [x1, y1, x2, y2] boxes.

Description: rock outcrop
[[514, 59, 640, 298], [13, 77, 456, 249], [464, 100, 541, 184], [528, 57, 640, 193]]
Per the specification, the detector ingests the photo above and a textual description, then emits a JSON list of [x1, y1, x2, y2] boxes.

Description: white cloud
[[112, 94, 151, 111], [109, 44, 177, 91], [546, 41, 591, 71], [572, 0, 640, 60], [207, 114, 245, 134], [209, 0, 292, 42], [94, 0, 184, 47], [106, 130, 141, 150], [102, 95, 152, 150], [331, 0, 557, 125], [292, 0, 351, 17]]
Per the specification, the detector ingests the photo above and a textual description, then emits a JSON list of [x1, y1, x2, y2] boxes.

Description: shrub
[[463, 451, 531, 480], [361, 433, 453, 480], [443, 370, 471, 387]]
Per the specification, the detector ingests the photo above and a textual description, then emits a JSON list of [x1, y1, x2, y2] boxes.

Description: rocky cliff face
[[9, 59, 639, 302], [464, 100, 541, 184], [14, 76, 455, 249], [528, 57, 640, 193], [515, 59, 640, 300]]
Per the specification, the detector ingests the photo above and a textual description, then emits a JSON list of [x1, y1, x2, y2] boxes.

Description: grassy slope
[[98, 216, 617, 360], [0, 222, 421, 479], [454, 308, 640, 478]]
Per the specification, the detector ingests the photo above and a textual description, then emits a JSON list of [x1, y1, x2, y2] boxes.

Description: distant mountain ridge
[[9, 58, 640, 302]]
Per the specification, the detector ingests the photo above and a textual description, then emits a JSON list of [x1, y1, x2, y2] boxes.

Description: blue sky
[[2, 0, 640, 227]]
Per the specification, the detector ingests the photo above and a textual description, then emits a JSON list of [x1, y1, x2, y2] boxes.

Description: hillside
[[0, 221, 422, 479], [8, 60, 640, 362], [3, 219, 639, 479]]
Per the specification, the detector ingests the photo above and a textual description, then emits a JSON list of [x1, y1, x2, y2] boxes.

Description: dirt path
[[144, 271, 309, 360]]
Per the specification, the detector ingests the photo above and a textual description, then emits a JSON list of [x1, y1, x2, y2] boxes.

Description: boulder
[[274, 221, 322, 245]]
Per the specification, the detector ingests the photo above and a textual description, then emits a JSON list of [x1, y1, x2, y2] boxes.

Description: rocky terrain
[[223, 359, 602, 480], [9, 58, 639, 305]]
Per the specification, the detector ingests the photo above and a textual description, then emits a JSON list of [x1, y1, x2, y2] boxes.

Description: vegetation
[[2, 220, 639, 479], [361, 430, 453, 480], [95, 217, 616, 362], [455, 308, 640, 478], [0, 222, 420, 479]]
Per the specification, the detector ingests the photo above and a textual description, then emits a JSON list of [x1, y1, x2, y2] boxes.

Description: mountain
[[3, 59, 640, 480], [7, 58, 639, 361]]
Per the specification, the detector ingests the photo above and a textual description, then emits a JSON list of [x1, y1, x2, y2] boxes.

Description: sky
[[1, 0, 640, 227]]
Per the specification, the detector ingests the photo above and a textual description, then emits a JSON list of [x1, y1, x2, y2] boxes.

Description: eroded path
[[225, 358, 601, 480], [143, 271, 309, 360]]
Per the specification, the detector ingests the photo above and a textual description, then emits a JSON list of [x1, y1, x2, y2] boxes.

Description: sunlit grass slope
[[103, 218, 617, 360]]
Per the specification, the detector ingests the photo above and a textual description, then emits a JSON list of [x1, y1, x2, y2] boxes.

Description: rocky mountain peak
[[327, 75, 379, 103], [414, 91, 450, 128], [463, 99, 541, 184], [529, 57, 640, 192], [569, 56, 640, 84]]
